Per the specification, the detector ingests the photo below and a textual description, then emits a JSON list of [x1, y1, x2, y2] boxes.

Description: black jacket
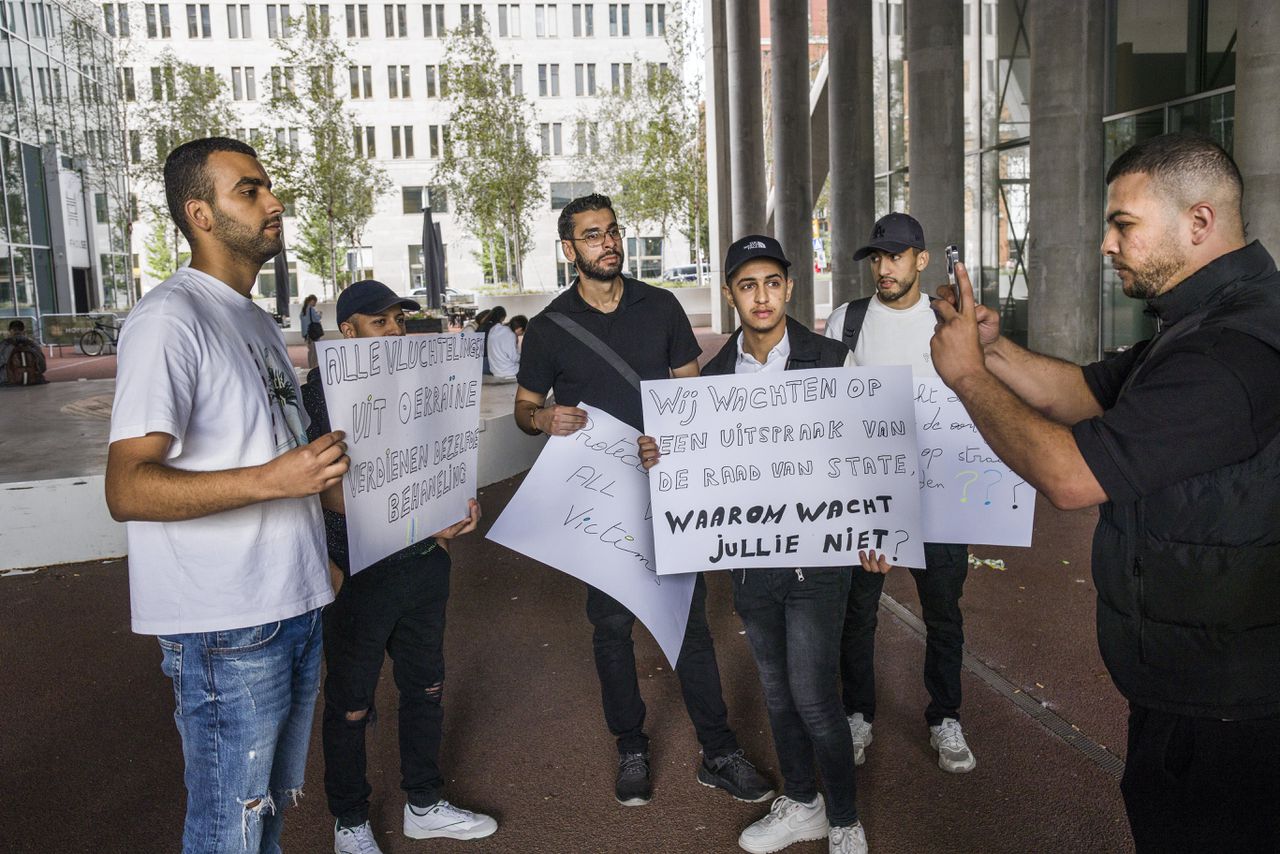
[[702, 315, 849, 377], [1091, 241, 1280, 719]]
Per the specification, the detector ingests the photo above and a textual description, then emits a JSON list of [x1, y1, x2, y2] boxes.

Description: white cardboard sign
[[487, 405, 695, 668], [316, 333, 483, 574], [643, 367, 927, 573], [915, 377, 1036, 547]]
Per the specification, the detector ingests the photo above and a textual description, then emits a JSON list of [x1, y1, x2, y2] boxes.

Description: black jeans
[[1121, 703, 1280, 853], [586, 573, 738, 758], [840, 542, 968, 726], [734, 566, 858, 827], [322, 547, 451, 826]]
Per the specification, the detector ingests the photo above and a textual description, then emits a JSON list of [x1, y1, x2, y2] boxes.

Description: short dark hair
[[163, 137, 259, 242], [508, 314, 528, 333], [1106, 133, 1242, 210], [558, 193, 615, 241], [8, 319, 24, 333]]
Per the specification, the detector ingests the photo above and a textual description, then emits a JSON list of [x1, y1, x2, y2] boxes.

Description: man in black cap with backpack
[[824, 213, 977, 777]]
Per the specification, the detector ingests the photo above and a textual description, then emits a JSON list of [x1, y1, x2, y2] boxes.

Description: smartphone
[[944, 244, 961, 308]]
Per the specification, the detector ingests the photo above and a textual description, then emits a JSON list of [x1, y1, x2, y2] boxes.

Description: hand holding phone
[[944, 244, 961, 307]]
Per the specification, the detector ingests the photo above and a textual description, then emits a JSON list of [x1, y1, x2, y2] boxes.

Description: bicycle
[[79, 318, 121, 356]]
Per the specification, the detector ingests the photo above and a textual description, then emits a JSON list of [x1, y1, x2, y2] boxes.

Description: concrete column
[[704, 0, 737, 333], [906, 0, 964, 264], [1236, 0, 1280, 256], [1027, 0, 1104, 363], [727, 0, 767, 238], [828, 0, 876, 307], [771, 0, 814, 325]]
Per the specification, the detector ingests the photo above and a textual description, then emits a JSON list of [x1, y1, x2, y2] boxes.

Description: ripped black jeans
[[322, 547, 451, 827]]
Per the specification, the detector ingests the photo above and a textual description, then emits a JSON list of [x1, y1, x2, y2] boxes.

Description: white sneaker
[[847, 713, 873, 766], [334, 820, 385, 854], [929, 718, 977, 773], [738, 794, 829, 854], [402, 800, 498, 841], [829, 823, 869, 854]]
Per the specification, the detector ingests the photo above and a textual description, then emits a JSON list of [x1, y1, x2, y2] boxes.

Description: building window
[[607, 2, 628, 36], [425, 65, 445, 97], [267, 4, 292, 37], [145, 3, 171, 37], [459, 3, 481, 33], [129, 130, 142, 163], [574, 63, 596, 96], [386, 65, 410, 97], [353, 125, 376, 158], [306, 4, 331, 33], [346, 3, 368, 36], [627, 236, 662, 279], [150, 66, 176, 100], [428, 124, 448, 157], [572, 2, 592, 36], [103, 3, 131, 37], [391, 125, 414, 158], [408, 241, 448, 287], [271, 65, 297, 94], [423, 3, 445, 36], [231, 66, 256, 100], [275, 127, 301, 149], [185, 3, 210, 37], [402, 185, 448, 213], [534, 3, 556, 36], [575, 120, 598, 154], [349, 65, 372, 98], [539, 122, 563, 155], [228, 3, 251, 37], [499, 64, 523, 95], [643, 2, 662, 36], [550, 180, 593, 209], [383, 3, 407, 35], [498, 3, 519, 36], [538, 63, 560, 96], [610, 62, 631, 94], [120, 67, 136, 101]]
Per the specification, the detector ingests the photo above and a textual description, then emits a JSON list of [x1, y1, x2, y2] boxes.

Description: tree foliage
[[434, 18, 544, 290], [262, 15, 390, 294]]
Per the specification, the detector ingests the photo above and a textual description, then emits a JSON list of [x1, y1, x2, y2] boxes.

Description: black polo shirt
[[1072, 242, 1280, 504], [517, 276, 702, 431]]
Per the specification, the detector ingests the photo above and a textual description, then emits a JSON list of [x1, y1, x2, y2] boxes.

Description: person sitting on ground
[[300, 279, 491, 854], [486, 314, 526, 381], [1, 319, 47, 386]]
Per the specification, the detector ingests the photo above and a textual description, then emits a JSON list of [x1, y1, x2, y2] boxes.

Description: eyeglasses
[[569, 226, 626, 248]]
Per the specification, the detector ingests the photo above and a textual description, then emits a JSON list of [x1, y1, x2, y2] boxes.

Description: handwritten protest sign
[[643, 367, 926, 573], [487, 405, 695, 668], [915, 377, 1035, 546], [316, 334, 483, 573]]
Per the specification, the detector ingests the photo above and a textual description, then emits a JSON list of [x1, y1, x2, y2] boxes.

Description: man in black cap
[[692, 234, 884, 854], [300, 279, 492, 854], [823, 213, 977, 776]]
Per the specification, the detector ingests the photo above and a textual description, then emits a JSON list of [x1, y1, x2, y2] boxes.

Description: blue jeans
[[733, 566, 858, 827], [158, 609, 325, 854]]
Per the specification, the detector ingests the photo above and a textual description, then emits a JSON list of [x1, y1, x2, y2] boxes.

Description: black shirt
[[1072, 244, 1280, 504], [517, 276, 702, 431]]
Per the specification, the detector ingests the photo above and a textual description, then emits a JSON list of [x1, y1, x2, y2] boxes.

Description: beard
[[576, 247, 625, 281], [876, 272, 917, 304], [210, 204, 284, 266], [1116, 236, 1187, 300]]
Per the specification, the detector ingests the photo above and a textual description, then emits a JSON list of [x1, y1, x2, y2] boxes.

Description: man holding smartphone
[[824, 212, 976, 776]]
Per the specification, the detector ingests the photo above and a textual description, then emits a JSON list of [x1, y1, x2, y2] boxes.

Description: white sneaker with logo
[[829, 823, 869, 854], [847, 713, 873, 766], [334, 820, 385, 854], [929, 717, 977, 773], [738, 794, 829, 854], [402, 801, 498, 841]]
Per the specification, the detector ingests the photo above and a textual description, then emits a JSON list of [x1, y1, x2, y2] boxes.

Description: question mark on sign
[[955, 470, 979, 503], [982, 469, 1003, 506], [1012, 480, 1027, 509], [892, 529, 909, 562]]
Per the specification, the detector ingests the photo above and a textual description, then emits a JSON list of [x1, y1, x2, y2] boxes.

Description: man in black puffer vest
[[931, 133, 1280, 853]]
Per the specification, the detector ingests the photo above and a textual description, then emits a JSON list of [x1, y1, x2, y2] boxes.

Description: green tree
[[575, 0, 705, 267], [434, 18, 545, 291], [262, 14, 390, 296]]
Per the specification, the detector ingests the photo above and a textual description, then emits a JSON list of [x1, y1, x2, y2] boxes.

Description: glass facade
[[0, 1, 130, 328]]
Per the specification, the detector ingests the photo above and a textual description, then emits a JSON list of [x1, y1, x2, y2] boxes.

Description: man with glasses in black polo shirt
[[514, 193, 773, 809]]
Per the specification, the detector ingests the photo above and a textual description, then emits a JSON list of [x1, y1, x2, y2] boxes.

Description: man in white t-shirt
[[824, 212, 977, 776], [105, 137, 349, 854]]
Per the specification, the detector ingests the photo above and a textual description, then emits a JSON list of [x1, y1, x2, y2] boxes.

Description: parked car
[[661, 264, 710, 284]]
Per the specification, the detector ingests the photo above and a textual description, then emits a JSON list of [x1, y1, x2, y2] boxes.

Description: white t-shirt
[[825, 295, 938, 377], [487, 322, 521, 378], [110, 267, 333, 635]]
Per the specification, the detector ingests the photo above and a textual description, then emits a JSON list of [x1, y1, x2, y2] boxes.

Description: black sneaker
[[615, 752, 651, 806], [696, 749, 775, 802]]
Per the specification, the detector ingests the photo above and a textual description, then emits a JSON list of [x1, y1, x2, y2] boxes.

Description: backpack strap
[[840, 297, 873, 351], [543, 311, 643, 393]]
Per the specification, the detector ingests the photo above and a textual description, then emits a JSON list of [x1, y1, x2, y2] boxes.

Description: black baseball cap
[[725, 234, 791, 280], [336, 280, 420, 324], [852, 212, 927, 261]]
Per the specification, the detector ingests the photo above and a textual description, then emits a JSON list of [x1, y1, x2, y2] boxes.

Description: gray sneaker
[[847, 713, 873, 766], [402, 801, 497, 840], [334, 820, 385, 854], [829, 823, 869, 854], [929, 717, 976, 773]]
